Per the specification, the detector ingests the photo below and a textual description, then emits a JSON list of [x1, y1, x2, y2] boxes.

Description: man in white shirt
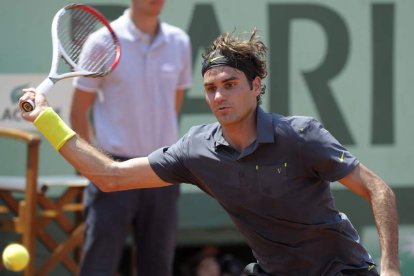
[[70, 0, 192, 275]]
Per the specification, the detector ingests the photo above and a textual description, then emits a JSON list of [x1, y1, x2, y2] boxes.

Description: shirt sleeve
[[148, 134, 196, 184], [299, 118, 359, 182], [73, 76, 102, 93]]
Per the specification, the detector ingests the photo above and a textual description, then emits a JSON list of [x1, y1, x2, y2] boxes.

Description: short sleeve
[[148, 134, 195, 184], [299, 119, 359, 182]]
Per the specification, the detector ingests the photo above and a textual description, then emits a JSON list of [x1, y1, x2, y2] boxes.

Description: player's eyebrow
[[203, 76, 239, 88]]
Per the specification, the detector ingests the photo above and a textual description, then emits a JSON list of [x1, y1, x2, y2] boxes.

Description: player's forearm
[[369, 180, 400, 275], [31, 106, 130, 191], [33, 107, 169, 192], [59, 135, 119, 191], [60, 137, 170, 191]]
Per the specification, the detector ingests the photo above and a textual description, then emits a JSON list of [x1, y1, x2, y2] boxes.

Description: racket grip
[[20, 78, 54, 112], [21, 99, 35, 112]]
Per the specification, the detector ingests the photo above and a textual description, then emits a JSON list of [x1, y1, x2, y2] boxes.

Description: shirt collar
[[122, 9, 165, 47], [256, 106, 275, 144], [212, 106, 275, 148], [212, 126, 228, 147]]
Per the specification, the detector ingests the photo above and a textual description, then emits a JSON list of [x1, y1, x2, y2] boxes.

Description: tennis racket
[[21, 3, 121, 112]]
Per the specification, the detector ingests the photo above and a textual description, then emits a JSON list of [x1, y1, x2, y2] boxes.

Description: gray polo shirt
[[148, 107, 374, 275]]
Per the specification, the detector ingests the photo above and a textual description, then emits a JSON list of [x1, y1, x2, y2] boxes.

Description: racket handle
[[20, 78, 54, 112], [21, 99, 35, 112]]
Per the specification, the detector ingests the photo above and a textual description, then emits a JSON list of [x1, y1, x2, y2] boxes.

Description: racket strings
[[70, 10, 115, 71], [58, 10, 92, 64], [61, 10, 93, 62], [57, 8, 118, 75]]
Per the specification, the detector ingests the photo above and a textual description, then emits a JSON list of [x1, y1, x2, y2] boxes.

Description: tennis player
[[19, 30, 400, 276]]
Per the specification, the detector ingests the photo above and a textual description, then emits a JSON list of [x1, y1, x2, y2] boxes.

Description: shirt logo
[[338, 151, 345, 163]]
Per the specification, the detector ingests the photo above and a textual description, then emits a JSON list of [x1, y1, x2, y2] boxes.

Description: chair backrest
[[0, 128, 41, 276]]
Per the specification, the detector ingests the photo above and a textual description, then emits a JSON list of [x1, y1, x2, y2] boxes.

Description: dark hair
[[202, 29, 268, 104]]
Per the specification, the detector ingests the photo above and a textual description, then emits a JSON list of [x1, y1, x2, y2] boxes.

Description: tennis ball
[[2, 243, 30, 272]]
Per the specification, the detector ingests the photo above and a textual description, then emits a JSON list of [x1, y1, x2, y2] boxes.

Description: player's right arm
[[19, 88, 171, 192], [59, 137, 170, 191]]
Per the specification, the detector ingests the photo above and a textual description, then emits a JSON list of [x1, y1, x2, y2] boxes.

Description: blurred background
[[1, 0, 413, 275]]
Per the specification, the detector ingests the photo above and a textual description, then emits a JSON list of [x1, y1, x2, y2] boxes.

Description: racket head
[[51, 3, 121, 79], [21, 4, 121, 112]]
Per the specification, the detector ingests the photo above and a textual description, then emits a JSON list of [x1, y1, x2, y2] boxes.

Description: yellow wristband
[[34, 107, 76, 150]]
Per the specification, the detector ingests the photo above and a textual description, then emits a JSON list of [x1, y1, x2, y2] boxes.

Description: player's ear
[[252, 76, 262, 95]]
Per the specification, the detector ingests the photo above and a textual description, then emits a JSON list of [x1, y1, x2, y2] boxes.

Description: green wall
[[2, 0, 414, 184]]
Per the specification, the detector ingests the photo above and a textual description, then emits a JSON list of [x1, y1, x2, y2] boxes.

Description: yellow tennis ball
[[2, 243, 30, 272]]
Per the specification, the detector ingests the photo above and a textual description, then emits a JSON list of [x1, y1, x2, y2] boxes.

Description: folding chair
[[0, 128, 40, 276], [0, 128, 88, 275]]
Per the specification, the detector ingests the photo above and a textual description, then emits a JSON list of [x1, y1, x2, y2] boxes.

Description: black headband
[[201, 52, 258, 80]]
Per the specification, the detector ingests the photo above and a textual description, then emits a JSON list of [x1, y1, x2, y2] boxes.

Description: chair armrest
[[0, 128, 41, 145]]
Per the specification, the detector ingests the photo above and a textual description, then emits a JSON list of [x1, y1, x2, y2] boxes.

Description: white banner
[[0, 74, 73, 130]]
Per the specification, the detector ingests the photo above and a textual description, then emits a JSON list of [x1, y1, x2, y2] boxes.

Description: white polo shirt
[[73, 9, 192, 157]]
